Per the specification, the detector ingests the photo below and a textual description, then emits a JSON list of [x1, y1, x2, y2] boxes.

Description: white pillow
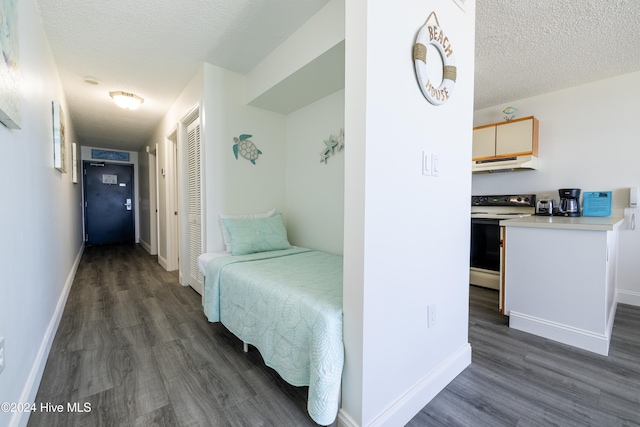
[[219, 208, 276, 252]]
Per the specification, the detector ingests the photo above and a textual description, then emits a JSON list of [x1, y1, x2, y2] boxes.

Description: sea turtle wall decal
[[233, 134, 262, 164]]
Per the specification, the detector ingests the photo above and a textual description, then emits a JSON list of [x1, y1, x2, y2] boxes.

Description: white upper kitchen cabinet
[[472, 116, 539, 160], [471, 126, 496, 159]]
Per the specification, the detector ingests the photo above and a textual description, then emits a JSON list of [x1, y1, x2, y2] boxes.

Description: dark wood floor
[[409, 286, 640, 427], [29, 244, 640, 426], [28, 244, 317, 427]]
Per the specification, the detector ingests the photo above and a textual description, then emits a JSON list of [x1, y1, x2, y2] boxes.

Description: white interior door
[[187, 117, 204, 293]]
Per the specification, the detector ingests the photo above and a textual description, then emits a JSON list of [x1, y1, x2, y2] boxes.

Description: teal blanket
[[203, 247, 343, 426]]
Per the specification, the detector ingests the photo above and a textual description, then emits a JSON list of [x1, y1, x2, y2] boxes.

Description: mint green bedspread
[[203, 247, 343, 426]]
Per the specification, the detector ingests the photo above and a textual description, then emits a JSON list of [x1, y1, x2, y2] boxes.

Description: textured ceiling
[[35, 0, 640, 152], [35, 0, 330, 151], [474, 0, 640, 109]]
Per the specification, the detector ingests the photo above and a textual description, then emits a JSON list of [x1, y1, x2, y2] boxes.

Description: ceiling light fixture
[[83, 76, 100, 85], [109, 91, 144, 110]]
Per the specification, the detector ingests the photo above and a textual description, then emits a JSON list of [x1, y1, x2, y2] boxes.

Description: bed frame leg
[[243, 342, 248, 353]]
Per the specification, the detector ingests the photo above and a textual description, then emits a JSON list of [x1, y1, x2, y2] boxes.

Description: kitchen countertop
[[500, 215, 624, 231]]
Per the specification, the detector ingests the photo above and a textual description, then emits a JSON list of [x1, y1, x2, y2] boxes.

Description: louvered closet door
[[187, 117, 203, 290]]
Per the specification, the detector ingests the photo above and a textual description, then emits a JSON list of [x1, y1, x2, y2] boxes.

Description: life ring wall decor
[[413, 12, 457, 105]]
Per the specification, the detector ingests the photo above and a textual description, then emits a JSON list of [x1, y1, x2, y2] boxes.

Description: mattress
[[197, 251, 229, 276]]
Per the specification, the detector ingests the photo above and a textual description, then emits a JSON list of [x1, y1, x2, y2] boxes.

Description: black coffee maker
[[558, 188, 581, 217]]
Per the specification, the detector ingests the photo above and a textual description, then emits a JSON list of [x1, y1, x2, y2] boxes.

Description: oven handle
[[471, 218, 500, 226]]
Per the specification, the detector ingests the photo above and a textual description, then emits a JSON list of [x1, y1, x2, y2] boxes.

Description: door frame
[[157, 103, 203, 282], [163, 128, 179, 272], [147, 145, 158, 255], [82, 160, 135, 245]]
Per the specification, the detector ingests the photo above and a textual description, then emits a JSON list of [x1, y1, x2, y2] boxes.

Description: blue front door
[[83, 161, 134, 245]]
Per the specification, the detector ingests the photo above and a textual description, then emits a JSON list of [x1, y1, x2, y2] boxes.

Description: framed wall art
[[71, 142, 78, 183], [52, 101, 66, 172], [91, 149, 130, 162], [0, 0, 22, 129]]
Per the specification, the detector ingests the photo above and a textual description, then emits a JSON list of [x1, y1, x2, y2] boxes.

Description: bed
[[198, 212, 344, 426]]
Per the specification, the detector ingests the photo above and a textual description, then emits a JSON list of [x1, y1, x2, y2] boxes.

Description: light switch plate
[[422, 151, 431, 176]]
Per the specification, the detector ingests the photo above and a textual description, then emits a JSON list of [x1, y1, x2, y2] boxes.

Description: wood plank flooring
[[28, 244, 640, 426], [409, 285, 640, 426], [28, 244, 316, 427]]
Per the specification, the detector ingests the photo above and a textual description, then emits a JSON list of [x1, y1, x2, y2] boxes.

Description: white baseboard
[[337, 409, 359, 427], [12, 244, 84, 427], [139, 239, 152, 254], [158, 254, 169, 270], [509, 310, 611, 356], [337, 343, 471, 427], [617, 289, 640, 307]]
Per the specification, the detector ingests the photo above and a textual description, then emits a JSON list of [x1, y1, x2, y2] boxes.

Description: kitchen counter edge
[[500, 215, 624, 231]]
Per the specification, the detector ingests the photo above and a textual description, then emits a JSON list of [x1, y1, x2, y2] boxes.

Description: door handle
[[124, 198, 132, 210]]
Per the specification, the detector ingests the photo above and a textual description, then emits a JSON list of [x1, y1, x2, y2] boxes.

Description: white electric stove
[[470, 194, 536, 296]]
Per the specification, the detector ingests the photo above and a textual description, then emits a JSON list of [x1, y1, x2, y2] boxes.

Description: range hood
[[472, 155, 538, 173]]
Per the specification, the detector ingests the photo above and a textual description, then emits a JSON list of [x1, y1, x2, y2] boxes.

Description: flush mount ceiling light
[[109, 91, 144, 110], [83, 76, 100, 85]]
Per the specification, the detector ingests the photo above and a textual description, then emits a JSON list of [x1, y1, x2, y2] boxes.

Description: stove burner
[[471, 194, 536, 207]]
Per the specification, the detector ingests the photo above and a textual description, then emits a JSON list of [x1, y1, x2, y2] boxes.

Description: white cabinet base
[[509, 298, 618, 356], [503, 221, 622, 356]]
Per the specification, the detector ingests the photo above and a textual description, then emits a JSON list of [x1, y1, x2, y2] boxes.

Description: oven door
[[469, 217, 501, 290]]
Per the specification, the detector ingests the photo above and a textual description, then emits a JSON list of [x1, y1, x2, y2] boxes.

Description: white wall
[[343, 1, 475, 425], [201, 63, 287, 252], [472, 71, 640, 306], [0, 1, 84, 426], [144, 63, 287, 276], [143, 66, 204, 268], [246, 0, 345, 104], [285, 89, 345, 254]]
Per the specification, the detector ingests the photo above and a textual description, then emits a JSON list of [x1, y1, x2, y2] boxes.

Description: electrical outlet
[[0, 337, 5, 375], [427, 304, 437, 328]]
